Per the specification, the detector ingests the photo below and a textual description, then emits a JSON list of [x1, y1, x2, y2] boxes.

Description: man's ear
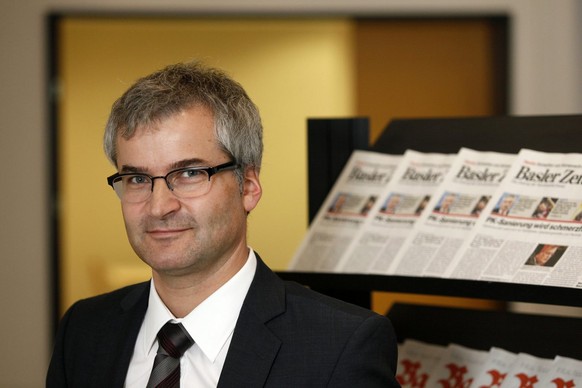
[[242, 166, 262, 213]]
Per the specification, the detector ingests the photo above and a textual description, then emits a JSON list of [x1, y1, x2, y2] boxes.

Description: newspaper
[[388, 148, 515, 277], [447, 149, 582, 288], [288, 150, 401, 271], [396, 339, 446, 387], [424, 343, 489, 387], [538, 356, 582, 387], [335, 150, 454, 274], [471, 347, 517, 387], [499, 352, 553, 387]]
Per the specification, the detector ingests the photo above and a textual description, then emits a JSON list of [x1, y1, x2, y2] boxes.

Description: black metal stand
[[282, 114, 582, 359]]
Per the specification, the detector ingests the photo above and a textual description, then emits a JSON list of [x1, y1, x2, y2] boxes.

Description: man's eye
[[174, 169, 207, 184], [128, 175, 149, 185], [183, 169, 204, 178]]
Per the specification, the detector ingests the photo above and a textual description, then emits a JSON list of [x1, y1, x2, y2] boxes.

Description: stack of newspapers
[[396, 339, 582, 387], [290, 148, 582, 289]]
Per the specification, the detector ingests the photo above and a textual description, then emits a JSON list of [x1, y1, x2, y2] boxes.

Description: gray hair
[[103, 61, 263, 182]]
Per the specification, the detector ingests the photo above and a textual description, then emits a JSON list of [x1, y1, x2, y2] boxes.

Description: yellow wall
[[59, 17, 356, 311], [355, 18, 504, 141]]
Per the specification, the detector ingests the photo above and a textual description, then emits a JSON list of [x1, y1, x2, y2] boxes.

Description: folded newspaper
[[334, 149, 455, 274], [471, 347, 517, 387], [396, 339, 446, 387], [500, 352, 553, 388], [537, 356, 582, 387], [388, 148, 515, 277], [288, 150, 401, 271], [447, 149, 582, 288], [424, 343, 489, 387]]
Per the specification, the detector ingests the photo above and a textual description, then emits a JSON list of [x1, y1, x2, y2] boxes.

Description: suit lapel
[[217, 256, 285, 388], [106, 282, 150, 387]]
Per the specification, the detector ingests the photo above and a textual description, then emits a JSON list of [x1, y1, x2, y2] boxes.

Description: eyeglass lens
[[112, 168, 212, 203]]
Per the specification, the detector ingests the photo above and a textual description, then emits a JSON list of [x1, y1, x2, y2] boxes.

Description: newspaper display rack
[[278, 115, 582, 360]]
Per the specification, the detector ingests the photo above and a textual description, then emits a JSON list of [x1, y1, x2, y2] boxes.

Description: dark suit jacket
[[47, 256, 399, 387]]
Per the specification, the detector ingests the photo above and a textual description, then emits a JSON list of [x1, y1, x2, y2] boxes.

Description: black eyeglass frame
[[106, 160, 240, 196]]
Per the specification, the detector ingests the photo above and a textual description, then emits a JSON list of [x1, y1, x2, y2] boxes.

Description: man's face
[[500, 196, 514, 210], [442, 194, 455, 208], [115, 105, 261, 277], [534, 245, 558, 266], [386, 195, 400, 209]]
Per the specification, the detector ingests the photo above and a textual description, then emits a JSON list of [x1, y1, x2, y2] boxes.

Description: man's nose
[[148, 178, 180, 217]]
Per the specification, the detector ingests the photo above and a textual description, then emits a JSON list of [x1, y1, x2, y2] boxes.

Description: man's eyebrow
[[119, 165, 145, 174], [170, 158, 207, 170], [119, 159, 208, 174]]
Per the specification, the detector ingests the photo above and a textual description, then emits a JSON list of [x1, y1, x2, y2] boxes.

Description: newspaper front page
[[334, 150, 454, 274], [499, 353, 553, 388], [471, 347, 517, 388], [447, 149, 582, 288], [424, 343, 489, 387], [288, 150, 401, 271], [388, 148, 515, 277], [396, 339, 446, 387], [538, 356, 582, 387]]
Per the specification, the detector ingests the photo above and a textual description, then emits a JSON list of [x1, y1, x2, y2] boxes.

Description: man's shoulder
[[77, 281, 149, 304], [284, 280, 376, 316], [64, 281, 149, 320], [252, 254, 382, 324], [271, 277, 397, 367]]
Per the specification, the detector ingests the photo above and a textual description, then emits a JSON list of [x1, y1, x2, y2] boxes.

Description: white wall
[[1, 0, 580, 386]]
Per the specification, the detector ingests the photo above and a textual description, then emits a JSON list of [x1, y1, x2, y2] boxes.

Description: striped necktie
[[146, 321, 194, 388]]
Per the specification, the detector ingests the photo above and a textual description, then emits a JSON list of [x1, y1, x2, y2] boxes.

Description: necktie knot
[[157, 321, 194, 359], [147, 322, 194, 388]]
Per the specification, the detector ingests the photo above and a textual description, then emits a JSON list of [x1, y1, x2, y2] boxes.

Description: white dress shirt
[[124, 250, 257, 387]]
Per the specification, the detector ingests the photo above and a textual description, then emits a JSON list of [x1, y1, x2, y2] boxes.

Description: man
[[531, 197, 553, 219], [470, 195, 490, 217], [433, 192, 456, 214], [492, 194, 515, 216], [525, 244, 561, 267], [47, 62, 399, 387], [381, 194, 401, 214]]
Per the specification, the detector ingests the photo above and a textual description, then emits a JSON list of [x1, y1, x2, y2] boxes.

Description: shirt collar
[[142, 249, 257, 363]]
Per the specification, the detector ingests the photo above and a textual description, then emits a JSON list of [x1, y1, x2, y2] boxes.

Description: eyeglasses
[[107, 161, 239, 203]]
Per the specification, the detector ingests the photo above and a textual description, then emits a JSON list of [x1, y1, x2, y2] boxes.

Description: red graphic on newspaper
[[437, 363, 472, 388], [515, 373, 538, 388], [551, 378, 575, 388], [396, 359, 429, 387], [478, 369, 507, 387]]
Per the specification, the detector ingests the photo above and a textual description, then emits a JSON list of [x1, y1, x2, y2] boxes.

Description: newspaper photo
[[388, 148, 514, 277], [288, 150, 401, 271], [334, 150, 454, 274], [447, 149, 582, 288]]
